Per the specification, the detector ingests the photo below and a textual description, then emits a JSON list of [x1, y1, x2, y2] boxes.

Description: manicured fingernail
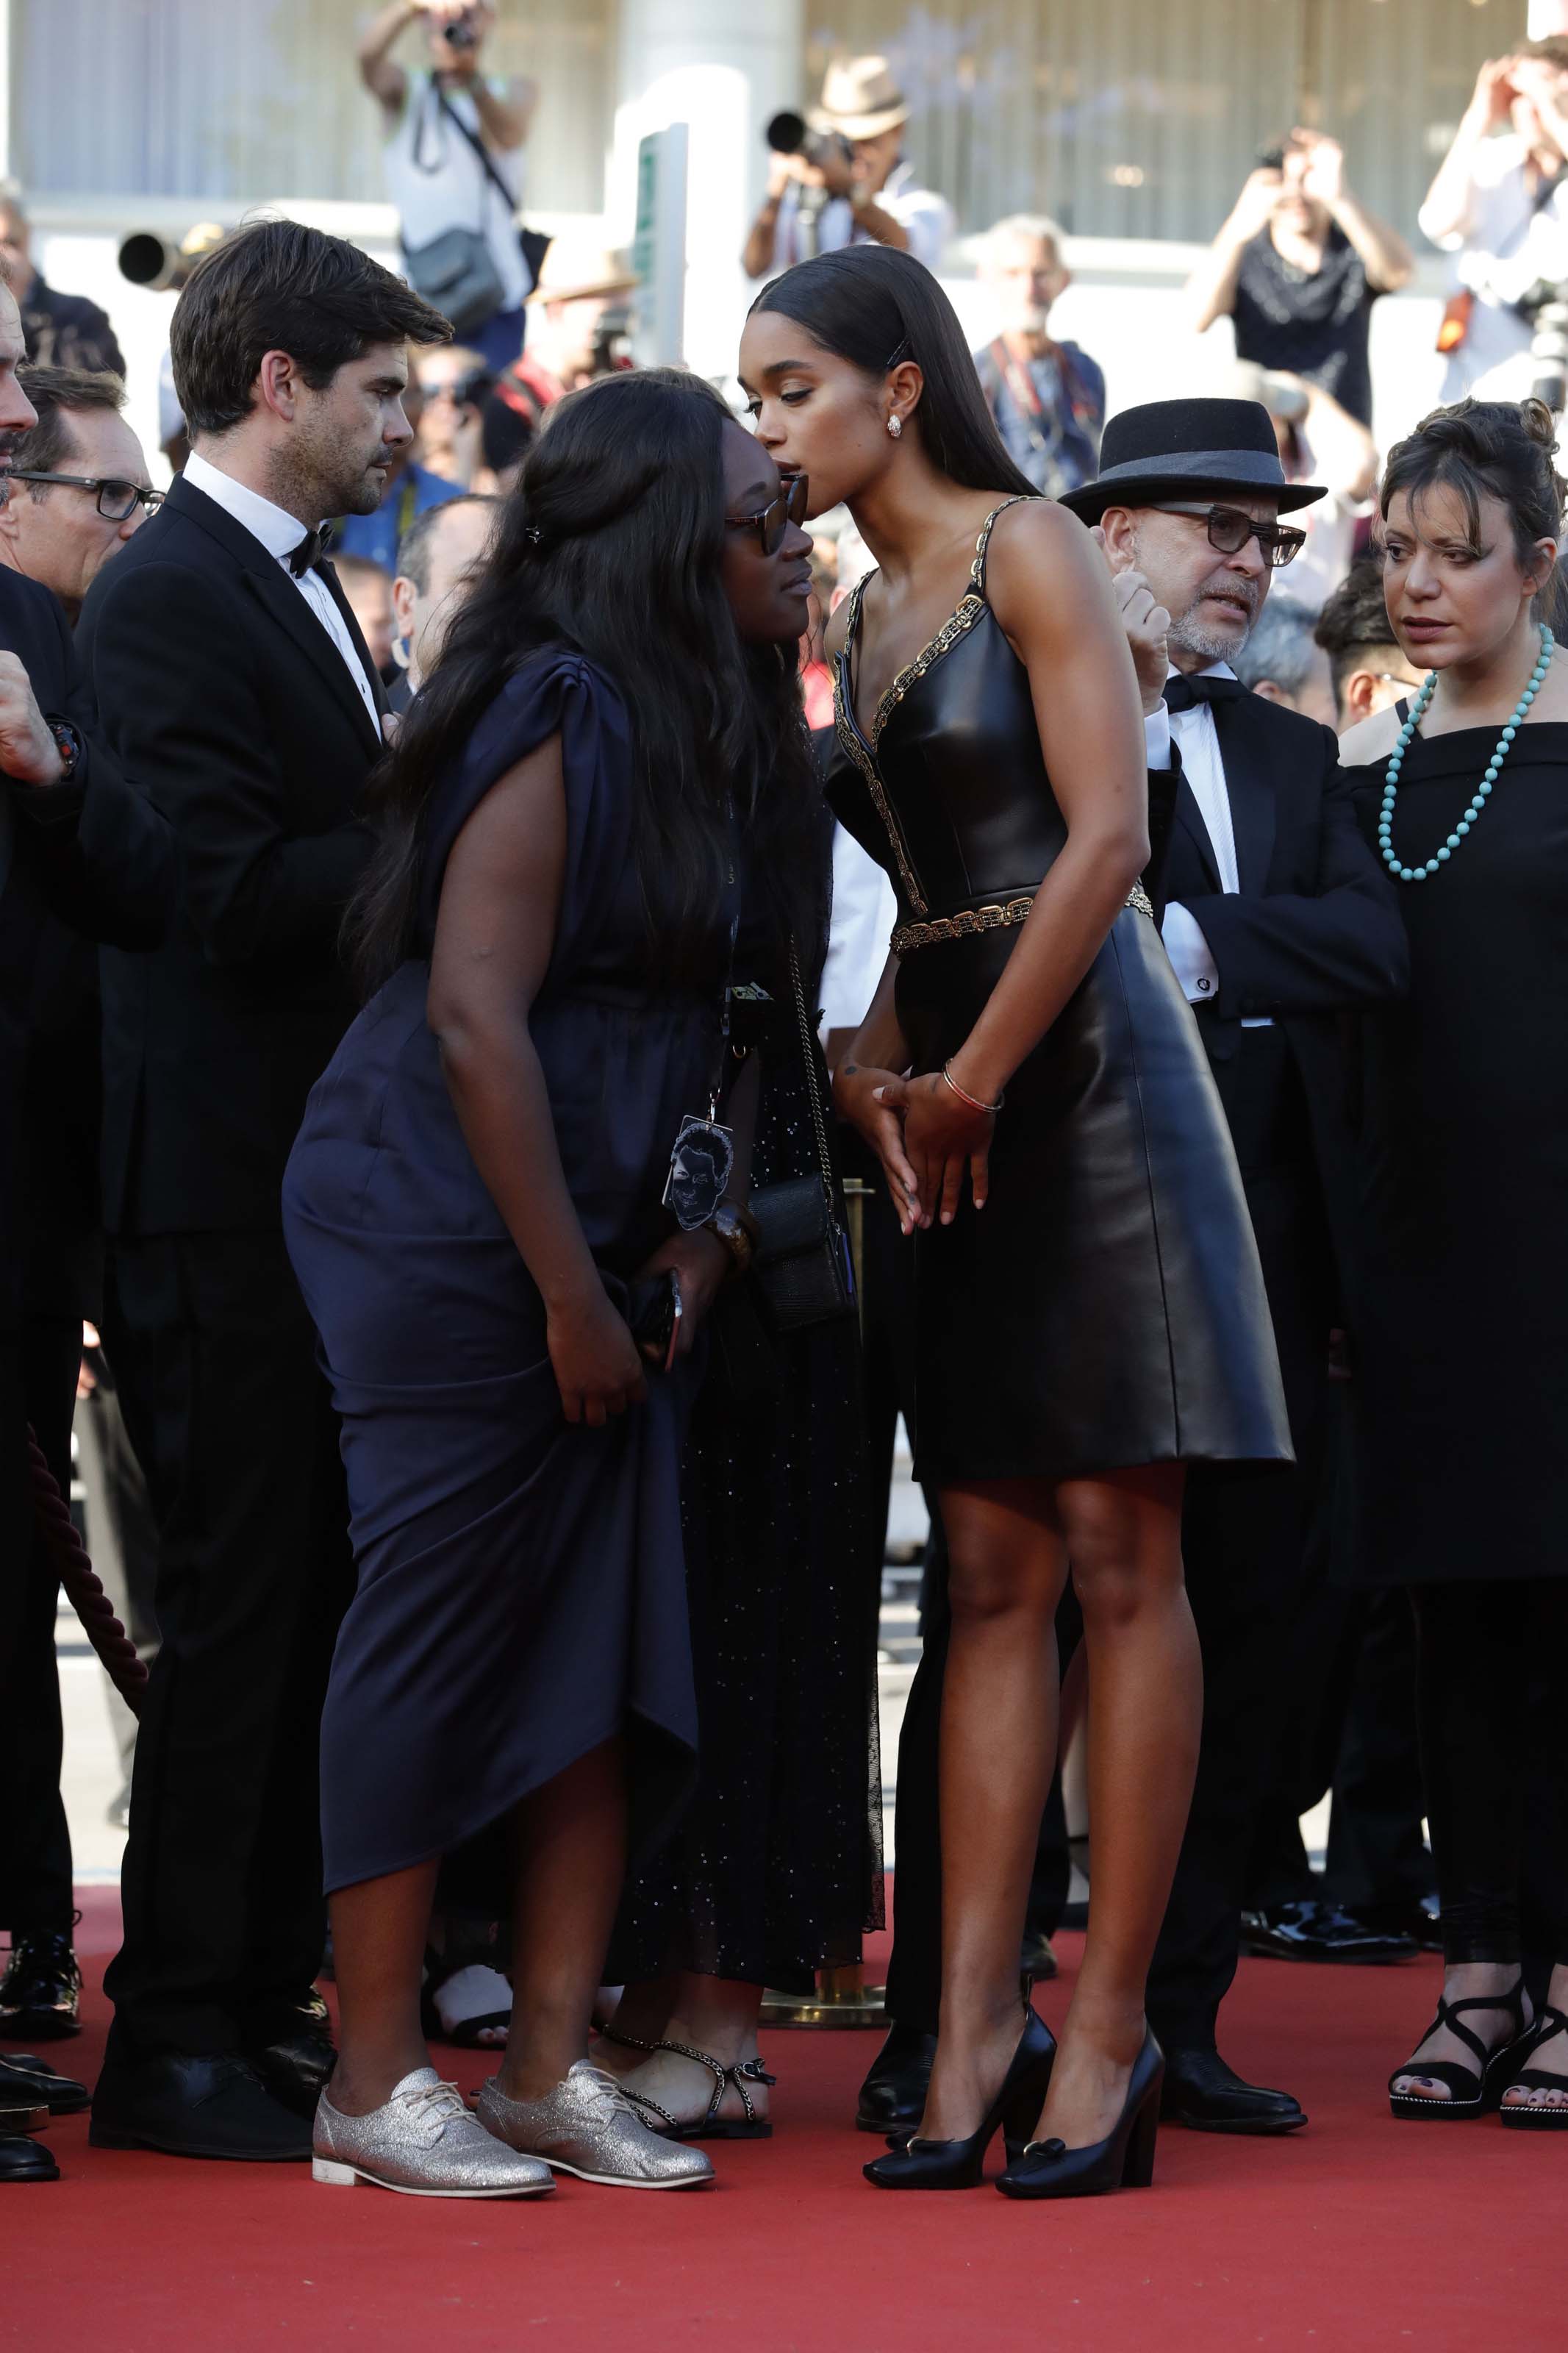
[[941, 1211, 953, 1225]]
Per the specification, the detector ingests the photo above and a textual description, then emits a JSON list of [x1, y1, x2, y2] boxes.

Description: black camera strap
[[423, 80, 552, 292]]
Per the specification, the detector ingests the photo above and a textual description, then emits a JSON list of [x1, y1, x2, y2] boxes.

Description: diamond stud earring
[[887, 415, 903, 439]]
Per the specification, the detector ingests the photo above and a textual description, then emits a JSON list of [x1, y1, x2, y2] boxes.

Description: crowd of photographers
[[4, 8, 1568, 2176]]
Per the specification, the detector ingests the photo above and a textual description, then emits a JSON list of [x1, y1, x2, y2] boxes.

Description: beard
[[1167, 573, 1262, 664]]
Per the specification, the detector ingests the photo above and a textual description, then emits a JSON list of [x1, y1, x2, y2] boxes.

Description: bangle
[[941, 1062, 1003, 1117], [706, 1202, 759, 1275]]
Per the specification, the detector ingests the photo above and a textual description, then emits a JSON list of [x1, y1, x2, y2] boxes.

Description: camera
[[1515, 278, 1568, 413], [442, 7, 482, 50], [765, 110, 853, 174]]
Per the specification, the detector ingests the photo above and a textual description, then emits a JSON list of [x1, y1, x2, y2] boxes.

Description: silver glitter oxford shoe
[[313, 2066, 556, 2198], [476, 2060, 715, 2190]]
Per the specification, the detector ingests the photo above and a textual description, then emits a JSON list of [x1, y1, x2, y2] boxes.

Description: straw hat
[[526, 240, 639, 307], [812, 54, 909, 142]]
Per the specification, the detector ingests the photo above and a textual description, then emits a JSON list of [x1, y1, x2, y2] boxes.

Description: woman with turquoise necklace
[[1340, 395, 1568, 2132]]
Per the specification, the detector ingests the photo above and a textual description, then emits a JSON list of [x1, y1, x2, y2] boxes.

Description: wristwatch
[[706, 1202, 760, 1277], [47, 718, 83, 784]]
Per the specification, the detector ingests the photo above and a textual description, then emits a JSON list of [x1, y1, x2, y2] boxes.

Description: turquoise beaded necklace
[[1379, 624, 1554, 882]]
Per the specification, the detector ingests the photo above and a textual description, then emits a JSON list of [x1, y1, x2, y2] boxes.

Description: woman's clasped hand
[[834, 1058, 994, 1232]]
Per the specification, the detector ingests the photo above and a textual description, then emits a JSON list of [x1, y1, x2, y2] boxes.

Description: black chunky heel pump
[[863, 2010, 1056, 2190], [996, 2032, 1164, 2200]]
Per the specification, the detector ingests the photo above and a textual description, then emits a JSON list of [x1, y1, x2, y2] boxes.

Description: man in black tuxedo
[[857, 400, 1408, 2143], [1076, 398, 1409, 2129], [0, 296, 173, 2166], [76, 222, 448, 2161]]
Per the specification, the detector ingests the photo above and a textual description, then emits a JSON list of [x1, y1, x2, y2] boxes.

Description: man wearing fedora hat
[[742, 56, 952, 282], [855, 396, 1410, 2149], [1063, 397, 1410, 2130]]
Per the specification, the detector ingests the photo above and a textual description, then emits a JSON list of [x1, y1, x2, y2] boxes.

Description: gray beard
[[1169, 605, 1254, 666]]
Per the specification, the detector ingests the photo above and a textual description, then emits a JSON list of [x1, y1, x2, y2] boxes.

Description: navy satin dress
[[826, 503, 1290, 1485], [284, 649, 733, 1892]]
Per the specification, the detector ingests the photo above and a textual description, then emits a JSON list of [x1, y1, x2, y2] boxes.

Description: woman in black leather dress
[[740, 248, 1290, 2197]]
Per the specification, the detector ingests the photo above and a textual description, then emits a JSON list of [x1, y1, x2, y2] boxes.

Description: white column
[[0, 0, 14, 187], [609, 0, 803, 379], [1531, 1, 1568, 33]]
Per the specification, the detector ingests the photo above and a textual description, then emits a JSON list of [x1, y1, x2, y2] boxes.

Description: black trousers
[[0, 1307, 81, 1935], [1147, 1032, 1336, 2052], [103, 1232, 354, 2054], [1413, 1578, 1568, 1969]]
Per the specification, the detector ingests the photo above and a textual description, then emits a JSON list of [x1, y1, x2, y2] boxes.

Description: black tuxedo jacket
[[1162, 689, 1407, 1282], [77, 472, 387, 1236], [0, 571, 173, 1312]]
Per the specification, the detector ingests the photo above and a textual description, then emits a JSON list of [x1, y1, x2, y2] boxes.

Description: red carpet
[[7, 1885, 1560, 2352]]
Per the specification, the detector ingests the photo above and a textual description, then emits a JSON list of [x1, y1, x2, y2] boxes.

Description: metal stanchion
[[762, 1175, 887, 2029]]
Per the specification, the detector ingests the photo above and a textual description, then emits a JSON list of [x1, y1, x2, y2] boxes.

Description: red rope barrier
[[28, 1427, 146, 1716]]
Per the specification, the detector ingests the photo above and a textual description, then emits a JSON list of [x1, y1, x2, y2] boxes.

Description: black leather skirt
[[895, 906, 1292, 1486]]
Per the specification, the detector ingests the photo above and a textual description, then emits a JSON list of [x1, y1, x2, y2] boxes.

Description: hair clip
[[884, 337, 912, 369], [523, 524, 544, 547]]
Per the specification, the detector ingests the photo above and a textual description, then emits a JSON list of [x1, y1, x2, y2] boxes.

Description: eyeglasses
[[1150, 501, 1306, 571], [725, 473, 809, 557], [8, 470, 165, 521]]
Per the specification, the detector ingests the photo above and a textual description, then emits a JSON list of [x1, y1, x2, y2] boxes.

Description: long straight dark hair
[[347, 367, 821, 995], [750, 244, 1037, 498]]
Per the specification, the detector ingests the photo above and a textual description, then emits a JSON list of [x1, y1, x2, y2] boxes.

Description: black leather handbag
[[748, 940, 856, 1333]]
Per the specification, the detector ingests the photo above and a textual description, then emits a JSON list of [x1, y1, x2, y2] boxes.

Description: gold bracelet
[[941, 1063, 1004, 1116]]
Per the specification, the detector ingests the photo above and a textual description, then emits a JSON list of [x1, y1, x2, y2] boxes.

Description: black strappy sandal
[[602, 2028, 776, 2140], [1387, 1978, 1531, 2121], [1498, 2005, 1568, 2131]]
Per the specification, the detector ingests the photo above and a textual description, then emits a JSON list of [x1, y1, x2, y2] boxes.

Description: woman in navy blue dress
[[282, 371, 821, 2196]]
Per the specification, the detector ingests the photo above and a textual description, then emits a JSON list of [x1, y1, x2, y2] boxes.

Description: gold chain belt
[[892, 881, 1153, 957]]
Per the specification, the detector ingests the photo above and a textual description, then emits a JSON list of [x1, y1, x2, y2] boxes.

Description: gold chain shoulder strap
[[968, 493, 1039, 595]]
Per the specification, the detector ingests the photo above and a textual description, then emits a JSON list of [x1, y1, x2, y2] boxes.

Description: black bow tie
[[1164, 672, 1246, 713], [287, 522, 335, 577]]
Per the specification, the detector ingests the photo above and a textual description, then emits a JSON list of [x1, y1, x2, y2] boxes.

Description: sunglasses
[[1150, 501, 1306, 570], [9, 470, 165, 521], [726, 473, 809, 557]]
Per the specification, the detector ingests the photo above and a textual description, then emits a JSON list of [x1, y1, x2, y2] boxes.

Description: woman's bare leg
[[919, 1477, 1069, 2140], [327, 1857, 443, 2115], [599, 1974, 769, 2127], [499, 1738, 628, 2102], [1031, 1463, 1198, 2149]]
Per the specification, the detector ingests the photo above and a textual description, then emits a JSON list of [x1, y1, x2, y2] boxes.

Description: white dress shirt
[[183, 451, 381, 728], [770, 163, 953, 275], [820, 825, 899, 1038], [1145, 661, 1271, 1027]]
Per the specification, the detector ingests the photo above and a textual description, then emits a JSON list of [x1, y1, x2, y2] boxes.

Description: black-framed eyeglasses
[[1150, 501, 1306, 570], [8, 471, 165, 521], [725, 473, 809, 557]]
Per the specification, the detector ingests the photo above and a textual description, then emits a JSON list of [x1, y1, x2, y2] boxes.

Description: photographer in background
[[1188, 129, 1411, 429], [358, 0, 540, 372], [1420, 43, 1568, 404], [742, 56, 951, 281]]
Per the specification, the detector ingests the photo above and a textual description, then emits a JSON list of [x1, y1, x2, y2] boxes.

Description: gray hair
[[983, 213, 1068, 266], [395, 492, 501, 594], [1231, 595, 1322, 700]]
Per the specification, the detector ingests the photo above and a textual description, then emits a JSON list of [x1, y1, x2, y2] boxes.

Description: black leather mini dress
[[826, 501, 1291, 1485]]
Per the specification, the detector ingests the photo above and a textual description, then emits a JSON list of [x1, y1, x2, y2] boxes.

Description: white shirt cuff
[[1144, 705, 1173, 771], [1161, 901, 1220, 1005]]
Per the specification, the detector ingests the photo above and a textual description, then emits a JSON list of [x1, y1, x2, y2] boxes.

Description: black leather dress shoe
[[1355, 1896, 1443, 1954], [0, 1933, 82, 2040], [1161, 2047, 1306, 2135], [0, 2053, 90, 2115], [90, 2046, 313, 2160], [1241, 1901, 1417, 1964], [246, 2024, 337, 2119], [856, 2024, 937, 2135], [0, 2132, 58, 2182]]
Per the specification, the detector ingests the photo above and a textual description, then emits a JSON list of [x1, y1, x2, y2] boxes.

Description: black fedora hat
[[1058, 397, 1326, 524]]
